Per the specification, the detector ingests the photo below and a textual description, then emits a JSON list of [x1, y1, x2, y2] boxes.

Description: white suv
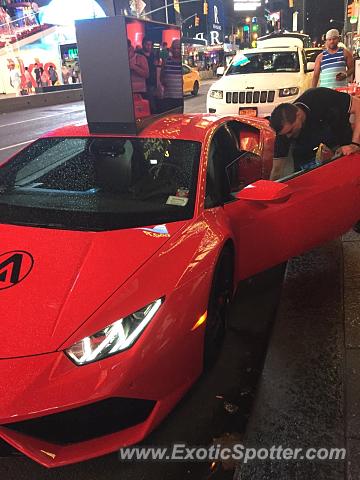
[[207, 38, 318, 118]]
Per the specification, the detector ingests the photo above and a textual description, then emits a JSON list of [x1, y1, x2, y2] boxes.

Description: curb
[[0, 89, 84, 114]]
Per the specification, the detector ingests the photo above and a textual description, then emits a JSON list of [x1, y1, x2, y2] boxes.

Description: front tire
[[203, 247, 234, 369], [353, 220, 360, 233], [191, 81, 199, 96]]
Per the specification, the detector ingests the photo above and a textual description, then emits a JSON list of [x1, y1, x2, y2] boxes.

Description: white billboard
[[234, 1, 261, 11]]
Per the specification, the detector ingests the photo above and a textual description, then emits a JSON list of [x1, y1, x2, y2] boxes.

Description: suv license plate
[[239, 108, 257, 117]]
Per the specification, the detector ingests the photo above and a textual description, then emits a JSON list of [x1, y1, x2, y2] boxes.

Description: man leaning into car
[[269, 87, 360, 231], [269, 87, 360, 180]]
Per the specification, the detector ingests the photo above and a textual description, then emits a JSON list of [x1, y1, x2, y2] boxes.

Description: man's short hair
[[326, 28, 340, 40], [269, 103, 298, 134]]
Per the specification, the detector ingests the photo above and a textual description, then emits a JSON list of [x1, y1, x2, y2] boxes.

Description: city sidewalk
[[234, 229, 360, 480], [0, 94, 16, 100]]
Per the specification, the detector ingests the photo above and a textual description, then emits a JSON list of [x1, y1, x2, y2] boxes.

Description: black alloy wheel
[[203, 247, 234, 369], [192, 81, 199, 96]]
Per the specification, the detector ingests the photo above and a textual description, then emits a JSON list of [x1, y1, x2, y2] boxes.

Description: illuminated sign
[[234, 1, 261, 11], [195, 0, 225, 45], [41, 0, 106, 25]]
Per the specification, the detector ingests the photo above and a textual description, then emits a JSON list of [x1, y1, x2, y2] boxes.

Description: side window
[[182, 65, 190, 75], [205, 125, 240, 208], [226, 152, 264, 193], [205, 122, 269, 208]]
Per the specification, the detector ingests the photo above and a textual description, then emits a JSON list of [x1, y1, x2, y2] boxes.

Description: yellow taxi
[[182, 64, 200, 96]]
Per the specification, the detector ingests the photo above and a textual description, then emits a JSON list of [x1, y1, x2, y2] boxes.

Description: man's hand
[[336, 144, 360, 156], [336, 72, 347, 81]]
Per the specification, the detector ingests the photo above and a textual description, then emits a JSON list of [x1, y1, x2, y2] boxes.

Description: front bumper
[[207, 98, 276, 118], [207, 93, 301, 118], [0, 268, 213, 467], [0, 349, 197, 467]]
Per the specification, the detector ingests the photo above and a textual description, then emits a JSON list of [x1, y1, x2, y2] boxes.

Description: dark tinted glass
[[0, 137, 201, 231], [227, 52, 300, 75]]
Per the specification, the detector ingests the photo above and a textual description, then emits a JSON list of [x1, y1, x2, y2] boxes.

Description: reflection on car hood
[[0, 221, 187, 358]]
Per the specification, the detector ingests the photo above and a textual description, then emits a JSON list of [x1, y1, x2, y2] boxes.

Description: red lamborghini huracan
[[0, 114, 359, 467]]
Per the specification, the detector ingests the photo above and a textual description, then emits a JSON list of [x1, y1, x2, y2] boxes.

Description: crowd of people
[[128, 37, 183, 115], [0, 1, 40, 33], [7, 61, 83, 96]]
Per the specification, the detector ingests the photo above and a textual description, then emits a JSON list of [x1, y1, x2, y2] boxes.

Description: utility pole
[[303, 0, 306, 32]]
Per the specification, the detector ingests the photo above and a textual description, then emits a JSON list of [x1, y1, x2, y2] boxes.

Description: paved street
[[0, 80, 214, 165]]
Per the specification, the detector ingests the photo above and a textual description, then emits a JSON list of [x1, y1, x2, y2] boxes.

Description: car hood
[[211, 73, 302, 91], [0, 221, 186, 358]]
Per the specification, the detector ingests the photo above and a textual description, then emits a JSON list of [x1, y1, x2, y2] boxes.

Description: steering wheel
[[149, 162, 183, 179]]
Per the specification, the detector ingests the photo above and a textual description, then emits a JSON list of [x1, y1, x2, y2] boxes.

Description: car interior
[[205, 122, 263, 208]]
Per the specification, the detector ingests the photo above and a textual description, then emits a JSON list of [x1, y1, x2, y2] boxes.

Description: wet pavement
[[235, 230, 360, 480]]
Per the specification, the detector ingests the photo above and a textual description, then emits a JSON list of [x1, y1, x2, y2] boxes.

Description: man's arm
[[311, 53, 322, 88], [270, 158, 288, 180], [337, 49, 354, 82], [345, 49, 355, 80], [338, 96, 360, 155], [350, 95, 360, 143]]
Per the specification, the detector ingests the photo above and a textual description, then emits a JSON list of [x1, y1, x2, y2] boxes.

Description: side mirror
[[236, 180, 292, 203], [306, 61, 315, 72]]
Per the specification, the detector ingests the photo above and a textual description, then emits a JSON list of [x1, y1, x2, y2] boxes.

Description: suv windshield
[[0, 137, 201, 231], [226, 51, 300, 75]]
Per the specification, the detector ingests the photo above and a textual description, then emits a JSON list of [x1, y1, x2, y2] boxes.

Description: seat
[[273, 55, 294, 70], [91, 139, 134, 193]]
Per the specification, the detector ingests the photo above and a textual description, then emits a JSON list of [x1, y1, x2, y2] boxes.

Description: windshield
[[0, 137, 201, 231], [226, 51, 300, 75]]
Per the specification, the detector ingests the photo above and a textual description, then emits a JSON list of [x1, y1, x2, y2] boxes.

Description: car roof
[[43, 114, 256, 143], [240, 46, 298, 54]]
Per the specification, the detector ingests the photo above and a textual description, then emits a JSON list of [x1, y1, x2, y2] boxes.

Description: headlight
[[279, 87, 299, 97], [65, 298, 163, 365], [209, 90, 223, 99]]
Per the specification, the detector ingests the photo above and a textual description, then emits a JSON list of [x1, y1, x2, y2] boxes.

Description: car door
[[206, 121, 360, 280], [301, 49, 314, 90], [182, 65, 192, 94]]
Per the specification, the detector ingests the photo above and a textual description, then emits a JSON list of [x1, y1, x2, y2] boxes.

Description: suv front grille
[[226, 90, 275, 104]]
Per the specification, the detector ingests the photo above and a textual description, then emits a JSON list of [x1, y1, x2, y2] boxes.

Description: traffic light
[[203, 1, 208, 15], [348, 3, 355, 17], [194, 14, 200, 27], [289, 0, 294, 7]]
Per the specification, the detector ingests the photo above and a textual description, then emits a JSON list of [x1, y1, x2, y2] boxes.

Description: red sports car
[[0, 114, 359, 467]]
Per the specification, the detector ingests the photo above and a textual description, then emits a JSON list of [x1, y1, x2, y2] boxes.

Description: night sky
[[305, 0, 345, 42], [37, 0, 346, 42]]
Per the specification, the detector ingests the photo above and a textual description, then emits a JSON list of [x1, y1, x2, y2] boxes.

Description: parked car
[[182, 64, 200, 96], [0, 113, 359, 467], [207, 36, 317, 118]]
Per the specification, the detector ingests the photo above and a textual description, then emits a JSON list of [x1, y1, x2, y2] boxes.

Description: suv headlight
[[209, 90, 223, 99], [65, 298, 163, 365], [279, 87, 299, 97]]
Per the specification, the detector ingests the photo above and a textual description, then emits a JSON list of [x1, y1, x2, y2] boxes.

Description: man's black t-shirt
[[274, 88, 352, 169]]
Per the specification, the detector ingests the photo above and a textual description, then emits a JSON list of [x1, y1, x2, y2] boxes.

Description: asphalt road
[[0, 79, 214, 164], [0, 81, 286, 479]]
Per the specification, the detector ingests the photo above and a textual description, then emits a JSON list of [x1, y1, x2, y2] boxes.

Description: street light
[[330, 19, 344, 26]]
